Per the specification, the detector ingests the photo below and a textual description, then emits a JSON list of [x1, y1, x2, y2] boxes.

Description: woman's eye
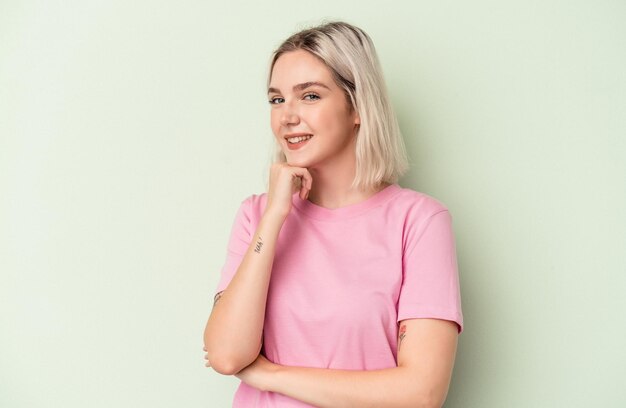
[[268, 97, 284, 105], [303, 93, 320, 101]]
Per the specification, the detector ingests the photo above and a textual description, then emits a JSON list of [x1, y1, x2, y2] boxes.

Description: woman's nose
[[280, 102, 300, 126]]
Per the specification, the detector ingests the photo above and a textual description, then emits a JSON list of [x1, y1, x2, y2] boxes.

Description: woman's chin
[[285, 155, 308, 168]]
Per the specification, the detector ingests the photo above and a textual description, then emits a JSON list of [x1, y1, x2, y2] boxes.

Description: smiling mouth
[[286, 135, 313, 144], [285, 135, 313, 150]]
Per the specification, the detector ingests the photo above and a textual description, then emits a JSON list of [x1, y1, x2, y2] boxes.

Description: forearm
[[267, 365, 439, 408], [204, 211, 284, 374]]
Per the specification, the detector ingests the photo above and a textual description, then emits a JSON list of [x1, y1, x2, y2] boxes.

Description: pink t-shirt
[[215, 183, 464, 407]]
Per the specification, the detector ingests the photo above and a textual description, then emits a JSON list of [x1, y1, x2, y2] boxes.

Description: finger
[[300, 184, 307, 200], [291, 168, 311, 198], [302, 169, 312, 191]]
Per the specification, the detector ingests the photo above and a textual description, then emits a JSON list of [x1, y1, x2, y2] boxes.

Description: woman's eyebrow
[[267, 81, 331, 94]]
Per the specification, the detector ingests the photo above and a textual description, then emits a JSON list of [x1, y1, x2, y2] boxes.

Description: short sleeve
[[398, 209, 464, 334], [214, 197, 253, 295]]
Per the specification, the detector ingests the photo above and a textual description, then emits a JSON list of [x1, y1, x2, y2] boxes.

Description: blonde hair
[[267, 20, 409, 192]]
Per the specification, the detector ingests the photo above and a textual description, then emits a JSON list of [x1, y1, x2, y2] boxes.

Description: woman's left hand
[[202, 346, 212, 367]]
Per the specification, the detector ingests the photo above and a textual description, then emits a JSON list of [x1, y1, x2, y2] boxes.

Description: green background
[[1, 0, 624, 406]]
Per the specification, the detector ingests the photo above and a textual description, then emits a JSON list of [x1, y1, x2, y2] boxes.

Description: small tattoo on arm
[[254, 236, 264, 253], [213, 291, 224, 307], [398, 324, 407, 350]]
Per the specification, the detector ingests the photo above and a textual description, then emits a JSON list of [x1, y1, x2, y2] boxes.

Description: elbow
[[409, 389, 446, 408], [411, 397, 443, 408], [203, 324, 261, 375], [426, 396, 447, 408], [204, 339, 259, 376], [421, 400, 444, 408], [203, 341, 252, 375], [209, 354, 247, 376]]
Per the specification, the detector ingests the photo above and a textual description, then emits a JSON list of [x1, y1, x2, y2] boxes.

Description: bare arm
[[203, 209, 286, 375], [204, 163, 313, 376], [235, 318, 459, 408]]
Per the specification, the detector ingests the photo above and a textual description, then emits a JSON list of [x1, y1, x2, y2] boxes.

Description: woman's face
[[268, 49, 360, 169]]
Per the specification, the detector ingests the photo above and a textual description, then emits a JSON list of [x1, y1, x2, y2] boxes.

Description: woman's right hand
[[264, 163, 313, 220]]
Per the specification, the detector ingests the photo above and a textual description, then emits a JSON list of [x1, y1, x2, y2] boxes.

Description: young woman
[[203, 21, 464, 408]]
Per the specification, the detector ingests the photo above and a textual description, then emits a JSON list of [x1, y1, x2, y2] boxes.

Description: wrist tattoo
[[254, 236, 264, 254], [213, 291, 224, 307], [398, 324, 407, 350]]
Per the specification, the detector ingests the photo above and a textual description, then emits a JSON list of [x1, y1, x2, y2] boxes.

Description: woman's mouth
[[286, 134, 313, 150]]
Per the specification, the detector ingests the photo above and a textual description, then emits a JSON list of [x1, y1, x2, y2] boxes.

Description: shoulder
[[391, 185, 450, 218], [390, 186, 454, 247], [236, 192, 269, 220], [240, 191, 306, 218]]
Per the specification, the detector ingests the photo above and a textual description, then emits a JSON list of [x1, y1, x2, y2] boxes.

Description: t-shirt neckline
[[291, 183, 402, 221]]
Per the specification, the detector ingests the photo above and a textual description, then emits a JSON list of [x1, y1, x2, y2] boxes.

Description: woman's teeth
[[287, 135, 313, 144]]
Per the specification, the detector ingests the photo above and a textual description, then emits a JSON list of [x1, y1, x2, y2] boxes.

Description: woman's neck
[[306, 165, 390, 210], [301, 135, 390, 209]]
